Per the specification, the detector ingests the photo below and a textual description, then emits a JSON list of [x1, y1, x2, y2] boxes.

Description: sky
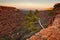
[[0, 0, 60, 10]]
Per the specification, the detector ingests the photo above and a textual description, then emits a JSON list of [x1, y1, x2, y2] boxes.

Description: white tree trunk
[[38, 18, 45, 29]]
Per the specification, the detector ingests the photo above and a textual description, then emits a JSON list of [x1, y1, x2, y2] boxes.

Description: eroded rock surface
[[0, 6, 25, 36]]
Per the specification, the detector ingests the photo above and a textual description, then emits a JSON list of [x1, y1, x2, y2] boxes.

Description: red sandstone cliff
[[0, 6, 25, 36]]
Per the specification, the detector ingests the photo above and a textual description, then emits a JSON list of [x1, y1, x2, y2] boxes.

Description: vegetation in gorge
[[0, 35, 15, 40], [20, 10, 41, 40]]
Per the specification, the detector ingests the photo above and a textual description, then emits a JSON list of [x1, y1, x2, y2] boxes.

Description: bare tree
[[38, 18, 45, 29]]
